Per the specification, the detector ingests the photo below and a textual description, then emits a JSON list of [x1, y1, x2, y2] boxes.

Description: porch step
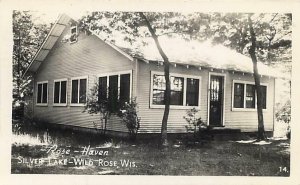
[[207, 127, 241, 134]]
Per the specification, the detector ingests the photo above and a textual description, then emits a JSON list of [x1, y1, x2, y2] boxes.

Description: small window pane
[[170, 77, 184, 105], [234, 83, 244, 108], [37, 84, 42, 103], [42, 83, 48, 103], [54, 82, 60, 103], [170, 90, 183, 105], [79, 79, 87, 103], [60, 81, 67, 103], [186, 78, 199, 106], [153, 74, 166, 90], [153, 89, 165, 105], [71, 80, 78, 103], [246, 84, 255, 108]]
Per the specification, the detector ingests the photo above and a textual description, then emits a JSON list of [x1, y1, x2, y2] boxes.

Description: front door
[[209, 75, 224, 126]]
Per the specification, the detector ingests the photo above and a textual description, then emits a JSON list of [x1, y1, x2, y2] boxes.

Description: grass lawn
[[11, 120, 290, 176]]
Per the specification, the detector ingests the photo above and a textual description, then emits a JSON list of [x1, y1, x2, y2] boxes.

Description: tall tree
[[13, 11, 49, 106], [248, 14, 266, 140], [202, 13, 292, 140]]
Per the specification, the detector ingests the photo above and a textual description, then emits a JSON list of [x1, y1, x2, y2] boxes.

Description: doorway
[[209, 74, 225, 126]]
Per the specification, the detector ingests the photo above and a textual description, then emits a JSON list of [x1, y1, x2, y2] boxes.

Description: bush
[[119, 98, 140, 140], [184, 108, 208, 142]]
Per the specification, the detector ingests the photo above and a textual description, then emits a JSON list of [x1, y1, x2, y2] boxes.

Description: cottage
[[24, 14, 280, 136]]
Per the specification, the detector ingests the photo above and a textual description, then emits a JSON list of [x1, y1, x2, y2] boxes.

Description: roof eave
[[22, 14, 70, 78]]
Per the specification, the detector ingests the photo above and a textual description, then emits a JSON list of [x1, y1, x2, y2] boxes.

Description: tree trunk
[[17, 31, 21, 98], [248, 15, 266, 140], [139, 12, 170, 146]]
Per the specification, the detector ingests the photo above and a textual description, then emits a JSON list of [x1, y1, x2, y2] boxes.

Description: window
[[152, 74, 165, 105], [120, 74, 131, 104], [70, 25, 78, 43], [233, 83, 244, 108], [233, 81, 267, 110], [71, 77, 87, 104], [108, 75, 119, 112], [37, 81, 48, 105], [98, 71, 131, 112], [186, 78, 199, 106], [151, 72, 201, 108], [152, 75, 184, 105], [54, 79, 67, 105]]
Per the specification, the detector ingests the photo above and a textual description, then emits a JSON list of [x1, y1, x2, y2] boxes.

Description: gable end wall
[[33, 24, 136, 132]]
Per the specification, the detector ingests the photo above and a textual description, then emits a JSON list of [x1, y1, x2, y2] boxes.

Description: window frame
[[70, 76, 88, 106], [53, 78, 68, 106], [232, 80, 268, 111], [150, 71, 201, 109], [97, 70, 133, 105], [36, 81, 48, 106]]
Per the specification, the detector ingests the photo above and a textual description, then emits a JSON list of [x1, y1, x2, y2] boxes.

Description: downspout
[[272, 77, 276, 137], [135, 58, 139, 98]]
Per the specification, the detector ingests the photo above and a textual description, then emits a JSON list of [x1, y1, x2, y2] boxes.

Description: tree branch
[[273, 31, 292, 43]]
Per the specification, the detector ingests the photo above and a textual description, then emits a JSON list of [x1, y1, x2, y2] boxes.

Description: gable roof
[[24, 14, 288, 79], [113, 36, 286, 78]]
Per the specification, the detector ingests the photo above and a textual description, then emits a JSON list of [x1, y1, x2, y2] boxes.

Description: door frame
[[207, 72, 226, 126]]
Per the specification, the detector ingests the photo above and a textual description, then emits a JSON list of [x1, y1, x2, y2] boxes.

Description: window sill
[[36, 104, 48, 107], [232, 108, 268, 112], [150, 104, 200, 110], [70, 103, 85, 107], [53, 104, 67, 107]]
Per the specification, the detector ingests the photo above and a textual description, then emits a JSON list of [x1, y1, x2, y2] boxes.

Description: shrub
[[184, 108, 207, 141], [83, 82, 110, 134], [119, 98, 140, 140]]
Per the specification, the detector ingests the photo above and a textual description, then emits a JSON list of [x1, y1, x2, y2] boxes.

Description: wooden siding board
[[33, 23, 135, 132]]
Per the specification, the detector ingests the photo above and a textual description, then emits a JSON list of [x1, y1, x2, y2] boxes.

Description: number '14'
[[279, 166, 288, 173]]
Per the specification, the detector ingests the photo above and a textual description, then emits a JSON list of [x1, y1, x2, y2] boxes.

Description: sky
[[30, 10, 88, 25]]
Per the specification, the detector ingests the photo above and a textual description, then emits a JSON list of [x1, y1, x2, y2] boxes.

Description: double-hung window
[[37, 81, 48, 105], [232, 81, 267, 110], [71, 76, 87, 105], [151, 72, 201, 108], [98, 71, 131, 112], [54, 79, 67, 105]]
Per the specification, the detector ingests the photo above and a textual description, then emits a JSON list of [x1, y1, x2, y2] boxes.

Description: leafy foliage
[[276, 100, 291, 124], [184, 108, 206, 137], [206, 13, 292, 72], [83, 82, 109, 132], [13, 11, 50, 106], [118, 98, 141, 140]]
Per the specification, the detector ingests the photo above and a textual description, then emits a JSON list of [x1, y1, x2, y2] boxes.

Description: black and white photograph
[[1, 0, 299, 184]]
